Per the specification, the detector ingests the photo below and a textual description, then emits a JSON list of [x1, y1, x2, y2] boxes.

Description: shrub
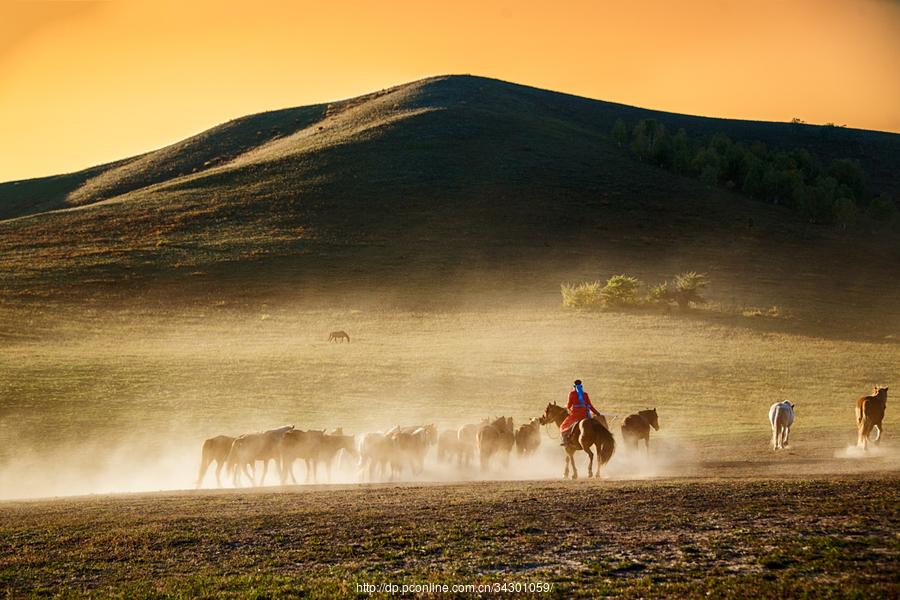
[[601, 275, 642, 307], [673, 271, 709, 310], [646, 281, 672, 305], [561, 282, 603, 309]]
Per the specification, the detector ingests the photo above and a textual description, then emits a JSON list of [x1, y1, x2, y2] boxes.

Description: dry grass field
[[1, 475, 897, 598]]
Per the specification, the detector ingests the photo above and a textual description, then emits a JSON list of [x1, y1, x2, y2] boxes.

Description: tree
[[832, 196, 858, 230], [671, 129, 692, 174], [867, 193, 897, 224], [611, 119, 629, 147], [828, 159, 866, 201]]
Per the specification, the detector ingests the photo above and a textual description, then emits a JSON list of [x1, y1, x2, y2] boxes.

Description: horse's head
[[489, 416, 507, 430], [425, 424, 438, 445], [876, 386, 889, 401], [642, 408, 660, 430], [539, 402, 562, 425]]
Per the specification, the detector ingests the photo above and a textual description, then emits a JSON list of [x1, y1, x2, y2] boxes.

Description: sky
[[1, 0, 899, 183]]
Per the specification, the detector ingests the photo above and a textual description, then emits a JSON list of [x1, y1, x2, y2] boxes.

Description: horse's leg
[[259, 459, 269, 486], [585, 446, 594, 478], [214, 460, 224, 487], [568, 449, 578, 480], [874, 423, 882, 445], [563, 452, 570, 479], [783, 427, 790, 448], [196, 456, 210, 488]]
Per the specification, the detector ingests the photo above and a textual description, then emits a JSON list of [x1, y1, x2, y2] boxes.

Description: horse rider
[[560, 379, 600, 446]]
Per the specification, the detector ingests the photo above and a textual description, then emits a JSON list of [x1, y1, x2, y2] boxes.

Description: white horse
[[768, 401, 795, 450]]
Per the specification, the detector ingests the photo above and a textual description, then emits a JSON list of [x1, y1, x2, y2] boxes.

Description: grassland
[[0, 301, 897, 498], [1, 474, 897, 598]]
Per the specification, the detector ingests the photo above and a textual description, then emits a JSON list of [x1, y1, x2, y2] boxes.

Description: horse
[[856, 385, 888, 450], [279, 429, 325, 484], [514, 418, 541, 456], [621, 408, 660, 454], [476, 416, 515, 471], [196, 435, 235, 488], [768, 401, 794, 450], [328, 330, 350, 343], [540, 402, 615, 480], [385, 426, 433, 476], [456, 420, 487, 467], [358, 431, 398, 482], [308, 429, 358, 482], [226, 425, 294, 486], [437, 429, 466, 464]]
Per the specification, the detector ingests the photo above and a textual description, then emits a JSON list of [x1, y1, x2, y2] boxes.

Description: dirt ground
[[1, 472, 897, 598]]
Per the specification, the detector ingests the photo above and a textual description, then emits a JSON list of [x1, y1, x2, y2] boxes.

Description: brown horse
[[226, 425, 294, 486], [621, 409, 660, 455], [387, 425, 434, 476], [540, 402, 615, 479], [328, 330, 350, 343], [308, 428, 358, 482], [437, 430, 466, 464], [514, 418, 542, 456], [476, 416, 515, 471], [856, 386, 888, 450], [196, 435, 235, 488], [279, 429, 325, 484]]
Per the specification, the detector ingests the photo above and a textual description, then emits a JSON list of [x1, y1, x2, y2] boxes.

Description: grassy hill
[[0, 75, 898, 332]]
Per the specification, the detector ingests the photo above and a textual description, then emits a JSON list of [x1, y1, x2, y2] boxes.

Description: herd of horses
[[195, 385, 888, 488], [196, 403, 661, 487]]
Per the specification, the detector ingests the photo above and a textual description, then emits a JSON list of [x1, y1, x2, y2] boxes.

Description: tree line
[[610, 118, 897, 227]]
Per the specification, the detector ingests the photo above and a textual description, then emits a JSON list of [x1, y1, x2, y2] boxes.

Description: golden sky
[[2, 0, 899, 182]]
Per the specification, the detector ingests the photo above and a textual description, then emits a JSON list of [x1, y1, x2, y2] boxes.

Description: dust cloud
[[0, 299, 896, 501]]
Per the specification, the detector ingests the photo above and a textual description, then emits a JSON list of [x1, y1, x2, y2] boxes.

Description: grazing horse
[[308, 429, 358, 482], [514, 418, 542, 456], [279, 429, 325, 484], [226, 425, 294, 487], [621, 409, 660, 455], [476, 417, 515, 471], [856, 386, 888, 450], [328, 330, 351, 343], [768, 401, 794, 450], [540, 402, 615, 480], [196, 435, 235, 488]]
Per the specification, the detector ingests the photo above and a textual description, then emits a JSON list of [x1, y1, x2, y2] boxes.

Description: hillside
[[0, 75, 898, 331]]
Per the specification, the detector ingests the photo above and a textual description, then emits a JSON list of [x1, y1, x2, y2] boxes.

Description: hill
[[0, 75, 898, 332]]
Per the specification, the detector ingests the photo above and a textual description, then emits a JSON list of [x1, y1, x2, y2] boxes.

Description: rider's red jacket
[[561, 389, 595, 432]]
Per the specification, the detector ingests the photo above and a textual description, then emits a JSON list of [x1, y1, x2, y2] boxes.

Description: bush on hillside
[[561, 282, 603, 309], [601, 275, 642, 307], [673, 271, 709, 310]]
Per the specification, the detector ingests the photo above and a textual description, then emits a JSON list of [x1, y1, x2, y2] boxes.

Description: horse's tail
[[596, 424, 615, 466]]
